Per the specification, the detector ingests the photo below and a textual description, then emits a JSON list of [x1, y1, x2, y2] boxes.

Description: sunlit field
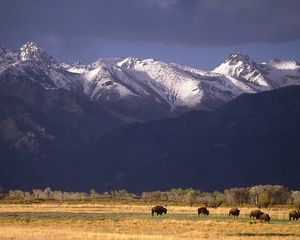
[[0, 203, 299, 240]]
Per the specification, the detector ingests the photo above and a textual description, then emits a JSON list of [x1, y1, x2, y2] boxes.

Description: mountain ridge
[[1, 42, 300, 121]]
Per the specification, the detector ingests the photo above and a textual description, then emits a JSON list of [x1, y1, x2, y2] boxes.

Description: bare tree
[[250, 185, 291, 209], [292, 191, 300, 210], [185, 189, 200, 206], [199, 192, 225, 208], [224, 187, 250, 205]]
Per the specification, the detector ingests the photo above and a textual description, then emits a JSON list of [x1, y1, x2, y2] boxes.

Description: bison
[[229, 208, 240, 218], [289, 210, 300, 221], [151, 206, 167, 216], [260, 213, 271, 222], [250, 209, 264, 219], [198, 207, 209, 216]]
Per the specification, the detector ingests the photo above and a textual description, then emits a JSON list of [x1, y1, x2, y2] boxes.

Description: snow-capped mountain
[[0, 42, 82, 91], [63, 57, 251, 112], [1, 42, 300, 192], [62, 52, 300, 115], [213, 53, 300, 91], [1, 42, 300, 120]]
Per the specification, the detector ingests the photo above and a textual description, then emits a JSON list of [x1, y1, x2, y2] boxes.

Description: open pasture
[[0, 203, 299, 240]]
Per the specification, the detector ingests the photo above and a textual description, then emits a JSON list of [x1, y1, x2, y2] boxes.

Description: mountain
[[78, 85, 300, 192], [1, 42, 300, 121], [213, 53, 300, 91], [62, 54, 300, 118], [0, 43, 127, 189], [61, 57, 251, 118], [1, 42, 300, 192], [0, 42, 82, 91], [1, 86, 299, 192]]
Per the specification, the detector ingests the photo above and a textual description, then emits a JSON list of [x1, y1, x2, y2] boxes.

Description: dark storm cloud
[[0, 0, 300, 47]]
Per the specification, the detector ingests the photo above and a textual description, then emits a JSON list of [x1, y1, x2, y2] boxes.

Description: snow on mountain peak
[[116, 57, 140, 68], [213, 53, 256, 74], [18, 42, 57, 66], [2, 42, 300, 114], [225, 53, 252, 65], [19, 42, 43, 60], [213, 53, 271, 89]]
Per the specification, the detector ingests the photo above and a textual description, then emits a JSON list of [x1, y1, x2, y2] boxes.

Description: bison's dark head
[[164, 208, 167, 214]]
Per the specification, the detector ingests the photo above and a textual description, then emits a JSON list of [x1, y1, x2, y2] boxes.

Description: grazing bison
[[250, 209, 264, 219], [151, 206, 167, 216], [229, 208, 240, 218], [260, 213, 271, 222], [289, 210, 300, 220], [198, 207, 209, 216]]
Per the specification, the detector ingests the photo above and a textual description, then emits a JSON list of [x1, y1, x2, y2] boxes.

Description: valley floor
[[0, 203, 299, 240]]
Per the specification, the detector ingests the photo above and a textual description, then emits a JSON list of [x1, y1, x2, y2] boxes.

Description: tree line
[[1, 185, 300, 209]]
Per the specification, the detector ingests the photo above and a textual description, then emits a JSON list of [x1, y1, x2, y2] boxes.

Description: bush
[[185, 189, 200, 206], [224, 187, 249, 205], [250, 185, 292, 209], [258, 193, 271, 208], [111, 189, 135, 200], [292, 191, 300, 209], [101, 192, 111, 199], [167, 188, 187, 202], [141, 191, 168, 202], [198, 192, 225, 208], [8, 190, 26, 199], [90, 189, 100, 199]]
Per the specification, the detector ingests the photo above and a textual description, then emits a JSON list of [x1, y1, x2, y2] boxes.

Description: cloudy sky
[[1, 0, 300, 70]]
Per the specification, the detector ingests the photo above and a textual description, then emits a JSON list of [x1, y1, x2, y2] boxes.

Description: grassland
[[0, 203, 299, 240]]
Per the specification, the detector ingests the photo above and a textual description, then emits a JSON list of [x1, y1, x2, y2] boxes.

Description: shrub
[[224, 187, 249, 205], [198, 191, 225, 208], [90, 189, 100, 199], [185, 189, 200, 206], [292, 191, 300, 209], [250, 185, 292, 209], [141, 191, 168, 202]]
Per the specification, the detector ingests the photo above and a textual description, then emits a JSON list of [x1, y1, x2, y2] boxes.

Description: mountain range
[[0, 42, 299, 192], [1, 42, 300, 120]]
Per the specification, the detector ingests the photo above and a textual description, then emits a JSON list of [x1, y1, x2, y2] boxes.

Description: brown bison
[[229, 208, 240, 218], [151, 206, 167, 216], [198, 207, 209, 216], [250, 209, 264, 219], [289, 210, 300, 220], [260, 213, 271, 222]]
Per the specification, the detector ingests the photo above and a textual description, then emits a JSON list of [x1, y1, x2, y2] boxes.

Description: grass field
[[0, 203, 299, 239]]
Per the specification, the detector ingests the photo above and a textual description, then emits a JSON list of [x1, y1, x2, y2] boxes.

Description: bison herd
[[151, 205, 300, 223]]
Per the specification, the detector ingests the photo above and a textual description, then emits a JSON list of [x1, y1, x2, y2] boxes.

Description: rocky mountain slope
[[77, 85, 300, 192], [1, 86, 299, 192]]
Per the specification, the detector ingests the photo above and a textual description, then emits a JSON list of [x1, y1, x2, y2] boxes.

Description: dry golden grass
[[0, 203, 299, 240]]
